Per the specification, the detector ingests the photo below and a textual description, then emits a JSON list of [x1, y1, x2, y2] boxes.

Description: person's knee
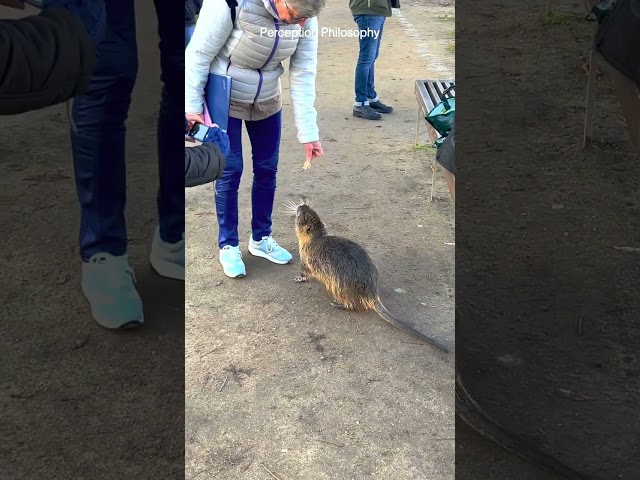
[[357, 54, 376, 67], [91, 48, 138, 98], [254, 160, 278, 187], [218, 158, 243, 189], [358, 39, 378, 65]]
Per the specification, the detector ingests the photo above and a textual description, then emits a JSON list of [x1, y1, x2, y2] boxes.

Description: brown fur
[[290, 197, 449, 352]]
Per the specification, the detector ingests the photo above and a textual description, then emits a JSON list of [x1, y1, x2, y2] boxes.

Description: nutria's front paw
[[294, 275, 307, 283]]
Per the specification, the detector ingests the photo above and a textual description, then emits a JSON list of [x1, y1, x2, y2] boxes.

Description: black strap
[[225, 0, 238, 25]]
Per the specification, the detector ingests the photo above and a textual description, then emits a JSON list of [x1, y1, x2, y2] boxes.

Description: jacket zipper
[[254, 20, 280, 102]]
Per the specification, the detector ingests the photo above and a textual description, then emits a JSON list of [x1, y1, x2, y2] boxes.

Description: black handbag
[[436, 121, 455, 176], [391, 0, 400, 8], [594, 0, 640, 87]]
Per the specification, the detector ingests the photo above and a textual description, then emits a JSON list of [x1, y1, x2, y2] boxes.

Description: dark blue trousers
[[49, 0, 184, 261], [215, 112, 282, 248]]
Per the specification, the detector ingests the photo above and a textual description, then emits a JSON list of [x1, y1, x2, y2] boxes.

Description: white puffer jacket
[[185, 0, 320, 144]]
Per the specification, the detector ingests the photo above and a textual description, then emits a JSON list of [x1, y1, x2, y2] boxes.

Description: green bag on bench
[[425, 84, 455, 137]]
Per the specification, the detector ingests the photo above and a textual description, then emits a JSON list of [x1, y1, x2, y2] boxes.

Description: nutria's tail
[[455, 372, 589, 478], [374, 299, 449, 353]]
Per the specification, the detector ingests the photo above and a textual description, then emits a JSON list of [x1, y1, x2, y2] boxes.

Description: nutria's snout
[[294, 205, 326, 241], [285, 196, 318, 227], [295, 204, 317, 228]]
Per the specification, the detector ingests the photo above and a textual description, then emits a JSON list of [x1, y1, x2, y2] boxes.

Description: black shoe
[[353, 105, 382, 120], [369, 100, 393, 113]]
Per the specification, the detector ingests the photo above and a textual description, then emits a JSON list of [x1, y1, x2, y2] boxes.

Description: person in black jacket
[[185, 116, 229, 188], [185, 142, 226, 187], [0, 5, 94, 114]]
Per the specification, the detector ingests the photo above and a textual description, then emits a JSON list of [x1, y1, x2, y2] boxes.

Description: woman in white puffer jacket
[[185, 0, 326, 279]]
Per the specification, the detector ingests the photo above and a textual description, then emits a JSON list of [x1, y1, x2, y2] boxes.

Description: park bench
[[414, 79, 455, 201]]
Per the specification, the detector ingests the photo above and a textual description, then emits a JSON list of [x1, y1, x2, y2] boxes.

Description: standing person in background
[[185, 0, 326, 279], [349, 0, 394, 120]]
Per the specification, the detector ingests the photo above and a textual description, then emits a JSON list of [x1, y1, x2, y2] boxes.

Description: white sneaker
[[219, 245, 246, 278], [149, 227, 184, 281], [82, 253, 143, 329], [248, 235, 293, 265]]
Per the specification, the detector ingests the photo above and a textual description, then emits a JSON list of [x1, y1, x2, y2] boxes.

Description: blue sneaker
[[219, 245, 246, 278], [248, 235, 293, 265], [81, 253, 143, 329], [150, 227, 184, 281]]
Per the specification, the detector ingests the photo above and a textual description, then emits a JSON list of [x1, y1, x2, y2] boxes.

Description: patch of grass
[[413, 143, 431, 150], [436, 14, 455, 22], [447, 42, 455, 54], [539, 12, 583, 26], [447, 30, 455, 39]]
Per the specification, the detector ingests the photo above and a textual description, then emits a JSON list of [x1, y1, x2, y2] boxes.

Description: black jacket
[[185, 142, 226, 188], [0, 8, 94, 115]]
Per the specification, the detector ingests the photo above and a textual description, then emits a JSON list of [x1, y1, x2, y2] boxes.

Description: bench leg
[[430, 155, 437, 202], [583, 30, 597, 147], [415, 106, 420, 145], [441, 165, 455, 204]]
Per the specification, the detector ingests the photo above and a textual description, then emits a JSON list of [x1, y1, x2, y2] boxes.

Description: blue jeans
[[215, 112, 282, 249], [46, 0, 184, 261], [353, 14, 385, 105]]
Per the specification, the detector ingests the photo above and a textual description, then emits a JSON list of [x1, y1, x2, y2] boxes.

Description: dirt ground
[[1, 4, 184, 479], [185, 1, 455, 479], [456, 1, 640, 479]]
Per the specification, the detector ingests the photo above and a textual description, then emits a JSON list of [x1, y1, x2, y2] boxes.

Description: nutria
[[287, 197, 449, 353]]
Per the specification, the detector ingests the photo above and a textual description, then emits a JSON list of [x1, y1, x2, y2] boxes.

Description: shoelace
[[222, 245, 243, 258], [89, 255, 136, 286], [263, 236, 279, 253]]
